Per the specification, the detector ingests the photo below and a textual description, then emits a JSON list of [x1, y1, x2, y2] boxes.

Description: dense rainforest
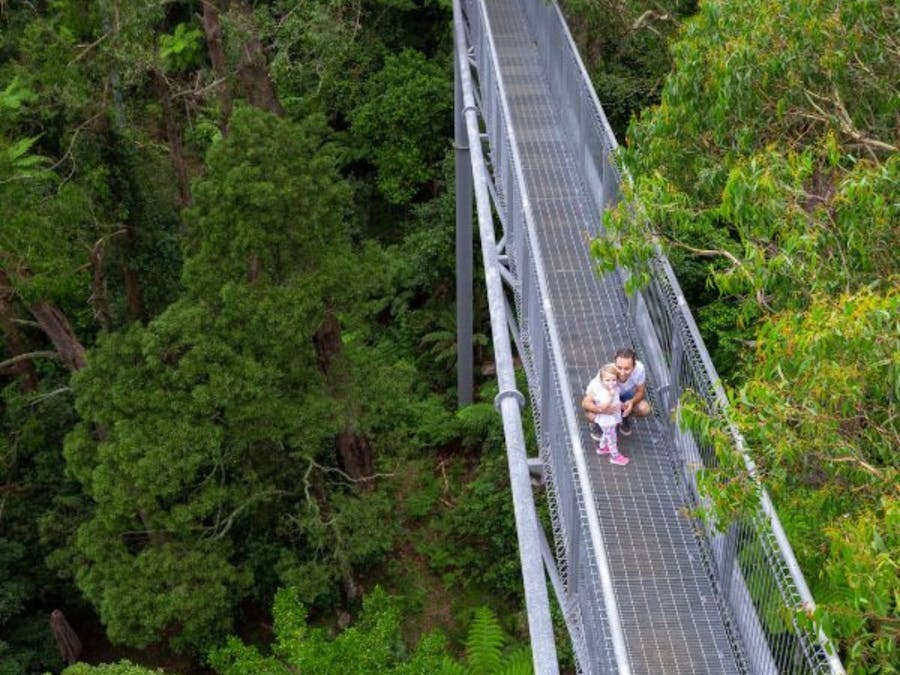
[[0, 1, 895, 675]]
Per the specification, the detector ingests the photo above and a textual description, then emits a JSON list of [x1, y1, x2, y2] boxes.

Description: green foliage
[[263, 0, 388, 120], [598, 0, 899, 320], [462, 607, 505, 673], [439, 606, 532, 675], [63, 660, 166, 675], [350, 48, 452, 204], [0, 383, 79, 674], [0, 539, 39, 675], [695, 286, 899, 670], [158, 22, 205, 73], [592, 1, 899, 669], [0, 76, 38, 113], [1, 1, 506, 671], [208, 586, 447, 674], [209, 587, 530, 675], [54, 105, 425, 654], [416, 403, 524, 602], [183, 104, 352, 299], [564, 0, 697, 138]]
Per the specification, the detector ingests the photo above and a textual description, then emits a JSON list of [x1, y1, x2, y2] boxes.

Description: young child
[[585, 364, 630, 466]]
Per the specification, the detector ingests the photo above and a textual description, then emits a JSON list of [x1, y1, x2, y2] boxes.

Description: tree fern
[[496, 646, 533, 675], [437, 658, 468, 675], [465, 607, 506, 675]]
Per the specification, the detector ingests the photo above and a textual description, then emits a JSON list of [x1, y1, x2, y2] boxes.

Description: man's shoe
[[618, 416, 632, 436], [589, 422, 602, 442]]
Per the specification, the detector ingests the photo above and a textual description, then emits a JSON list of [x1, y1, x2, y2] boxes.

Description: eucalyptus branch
[[665, 238, 745, 269], [801, 89, 897, 160], [664, 237, 774, 310], [822, 455, 882, 477]]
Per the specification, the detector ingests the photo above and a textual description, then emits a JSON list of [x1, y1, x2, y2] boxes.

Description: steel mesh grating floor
[[481, 0, 742, 672]]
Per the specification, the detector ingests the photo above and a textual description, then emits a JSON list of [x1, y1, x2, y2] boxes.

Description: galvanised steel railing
[[453, 1, 560, 671], [514, 0, 845, 673], [457, 0, 630, 672]]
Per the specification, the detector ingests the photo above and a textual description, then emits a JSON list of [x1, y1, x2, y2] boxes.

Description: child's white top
[[586, 379, 622, 427]]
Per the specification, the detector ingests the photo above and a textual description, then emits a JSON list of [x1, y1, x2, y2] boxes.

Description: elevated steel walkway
[[485, 0, 738, 671], [453, 0, 845, 673]]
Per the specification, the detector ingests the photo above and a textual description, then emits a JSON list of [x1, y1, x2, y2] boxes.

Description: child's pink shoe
[[609, 453, 630, 466], [596, 443, 611, 456]]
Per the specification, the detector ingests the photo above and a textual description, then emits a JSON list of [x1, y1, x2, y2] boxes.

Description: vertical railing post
[[456, 44, 474, 408]]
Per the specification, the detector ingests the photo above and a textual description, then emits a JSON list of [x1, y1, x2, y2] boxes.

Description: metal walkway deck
[[484, 1, 740, 671]]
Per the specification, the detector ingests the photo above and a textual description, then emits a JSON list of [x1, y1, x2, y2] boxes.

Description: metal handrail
[[452, 1, 559, 671], [468, 0, 632, 671]]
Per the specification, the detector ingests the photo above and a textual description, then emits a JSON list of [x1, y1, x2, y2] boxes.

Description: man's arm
[[584, 388, 617, 414], [582, 393, 601, 415], [622, 382, 646, 416]]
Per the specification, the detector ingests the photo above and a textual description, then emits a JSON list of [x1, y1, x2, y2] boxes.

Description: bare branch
[[0, 350, 59, 370], [206, 488, 292, 540], [170, 76, 229, 100], [28, 387, 72, 405], [632, 9, 671, 34], [800, 89, 897, 160], [666, 239, 745, 269], [70, 31, 110, 64], [49, 111, 106, 175]]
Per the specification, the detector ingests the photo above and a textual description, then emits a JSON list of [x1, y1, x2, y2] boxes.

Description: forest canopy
[[1, 0, 897, 673]]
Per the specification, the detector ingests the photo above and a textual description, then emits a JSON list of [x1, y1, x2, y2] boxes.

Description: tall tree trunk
[[201, 0, 233, 131], [336, 432, 374, 485], [313, 310, 342, 375], [236, 35, 284, 116], [123, 258, 144, 322], [151, 69, 192, 206], [233, 1, 284, 116], [0, 312, 39, 392], [29, 302, 87, 371], [88, 234, 117, 332], [50, 610, 82, 665], [313, 311, 376, 488]]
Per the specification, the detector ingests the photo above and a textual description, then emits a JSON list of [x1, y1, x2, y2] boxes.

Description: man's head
[[614, 348, 636, 383]]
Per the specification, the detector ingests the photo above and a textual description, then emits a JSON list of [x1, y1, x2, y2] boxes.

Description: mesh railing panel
[[640, 259, 840, 674]]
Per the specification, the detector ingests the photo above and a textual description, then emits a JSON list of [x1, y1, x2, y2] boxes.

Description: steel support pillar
[[455, 45, 475, 408]]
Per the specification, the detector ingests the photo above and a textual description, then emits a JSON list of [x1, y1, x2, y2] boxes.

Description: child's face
[[601, 373, 618, 390]]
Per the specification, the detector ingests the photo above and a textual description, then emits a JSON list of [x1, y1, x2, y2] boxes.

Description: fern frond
[[437, 657, 469, 675], [465, 607, 505, 675], [496, 646, 533, 675]]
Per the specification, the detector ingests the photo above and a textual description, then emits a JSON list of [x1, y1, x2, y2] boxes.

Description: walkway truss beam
[[453, 0, 845, 674]]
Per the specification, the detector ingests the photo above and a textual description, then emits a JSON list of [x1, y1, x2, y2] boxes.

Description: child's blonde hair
[[599, 363, 618, 379]]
